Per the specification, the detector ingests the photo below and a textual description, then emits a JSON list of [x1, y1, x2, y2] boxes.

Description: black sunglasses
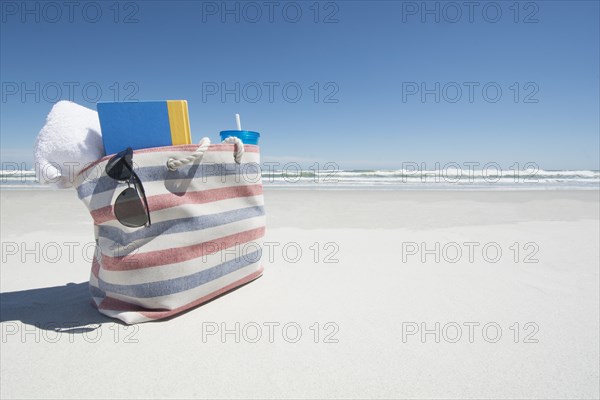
[[105, 148, 151, 228]]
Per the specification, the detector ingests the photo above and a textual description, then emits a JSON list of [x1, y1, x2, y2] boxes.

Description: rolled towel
[[34, 101, 105, 189]]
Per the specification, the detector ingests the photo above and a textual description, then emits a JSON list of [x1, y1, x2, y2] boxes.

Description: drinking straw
[[235, 114, 242, 130]]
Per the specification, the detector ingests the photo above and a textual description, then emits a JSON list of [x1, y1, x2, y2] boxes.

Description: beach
[[1, 188, 599, 399]]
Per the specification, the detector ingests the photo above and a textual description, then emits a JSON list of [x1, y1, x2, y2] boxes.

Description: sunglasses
[[105, 148, 151, 228]]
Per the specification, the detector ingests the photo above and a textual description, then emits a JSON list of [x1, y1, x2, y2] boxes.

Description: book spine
[[167, 100, 192, 145]]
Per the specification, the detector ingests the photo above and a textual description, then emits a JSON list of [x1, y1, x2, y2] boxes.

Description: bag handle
[[166, 136, 244, 171]]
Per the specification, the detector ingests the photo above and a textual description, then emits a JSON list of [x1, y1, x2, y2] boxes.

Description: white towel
[[34, 101, 105, 189]]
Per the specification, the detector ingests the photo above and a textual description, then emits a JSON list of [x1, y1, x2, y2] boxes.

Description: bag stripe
[[98, 215, 265, 260], [91, 257, 100, 278], [89, 283, 105, 300], [90, 184, 263, 225], [86, 175, 260, 214], [101, 226, 265, 271], [97, 262, 262, 310], [95, 221, 263, 285], [98, 248, 262, 299], [95, 265, 263, 323], [97, 205, 264, 247], [99, 194, 264, 229]]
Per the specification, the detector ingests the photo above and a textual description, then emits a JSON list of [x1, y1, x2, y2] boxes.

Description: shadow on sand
[[0, 282, 117, 333]]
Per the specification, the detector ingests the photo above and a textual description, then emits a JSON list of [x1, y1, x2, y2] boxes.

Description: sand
[[1, 189, 599, 399]]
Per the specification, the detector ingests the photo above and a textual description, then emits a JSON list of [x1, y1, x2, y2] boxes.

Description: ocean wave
[[1, 168, 598, 190], [330, 169, 600, 178], [0, 170, 37, 178]]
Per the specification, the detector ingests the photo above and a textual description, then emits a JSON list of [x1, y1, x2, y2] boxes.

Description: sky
[[1, 0, 599, 170]]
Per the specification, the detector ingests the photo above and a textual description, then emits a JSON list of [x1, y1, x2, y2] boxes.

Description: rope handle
[[166, 136, 244, 171]]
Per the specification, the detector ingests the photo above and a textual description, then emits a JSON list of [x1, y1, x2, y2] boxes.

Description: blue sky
[[1, 0, 598, 170]]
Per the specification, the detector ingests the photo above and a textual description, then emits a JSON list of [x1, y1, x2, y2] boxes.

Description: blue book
[[98, 101, 192, 155]]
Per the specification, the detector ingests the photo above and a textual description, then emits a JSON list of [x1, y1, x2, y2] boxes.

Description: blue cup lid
[[220, 130, 260, 137], [220, 130, 260, 145]]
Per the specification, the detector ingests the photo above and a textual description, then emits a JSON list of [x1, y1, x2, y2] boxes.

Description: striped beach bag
[[74, 138, 265, 324]]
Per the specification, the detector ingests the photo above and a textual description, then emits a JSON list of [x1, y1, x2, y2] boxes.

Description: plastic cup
[[220, 130, 260, 145]]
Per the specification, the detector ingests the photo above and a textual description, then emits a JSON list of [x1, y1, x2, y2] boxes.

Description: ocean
[[1, 168, 599, 190]]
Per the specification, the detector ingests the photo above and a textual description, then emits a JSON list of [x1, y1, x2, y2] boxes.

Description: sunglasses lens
[[114, 187, 148, 227], [106, 149, 133, 181]]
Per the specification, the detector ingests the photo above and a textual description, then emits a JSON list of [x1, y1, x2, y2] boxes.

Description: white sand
[[1, 189, 599, 399]]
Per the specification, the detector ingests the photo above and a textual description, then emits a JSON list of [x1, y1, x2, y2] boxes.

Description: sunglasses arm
[[130, 170, 151, 226]]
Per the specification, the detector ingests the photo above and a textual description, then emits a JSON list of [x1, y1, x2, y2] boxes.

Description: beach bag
[[73, 138, 265, 324]]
